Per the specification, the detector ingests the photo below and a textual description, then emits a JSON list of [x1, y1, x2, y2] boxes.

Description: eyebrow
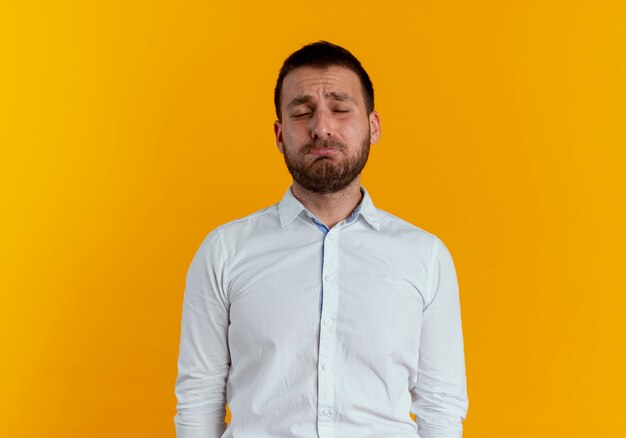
[[286, 92, 357, 110], [327, 91, 356, 103]]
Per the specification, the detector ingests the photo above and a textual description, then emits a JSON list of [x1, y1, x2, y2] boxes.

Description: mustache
[[302, 138, 347, 154]]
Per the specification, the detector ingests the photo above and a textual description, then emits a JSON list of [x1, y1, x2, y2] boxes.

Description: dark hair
[[274, 41, 374, 121]]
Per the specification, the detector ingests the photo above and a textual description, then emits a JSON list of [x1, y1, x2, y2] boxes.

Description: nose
[[310, 109, 333, 139]]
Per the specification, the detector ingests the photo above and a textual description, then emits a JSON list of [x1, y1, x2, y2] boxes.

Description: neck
[[291, 178, 363, 229]]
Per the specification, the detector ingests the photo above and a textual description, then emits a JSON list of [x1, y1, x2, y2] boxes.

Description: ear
[[369, 111, 381, 145], [274, 120, 284, 154]]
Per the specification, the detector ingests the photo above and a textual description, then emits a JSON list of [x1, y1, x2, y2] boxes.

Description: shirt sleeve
[[410, 236, 469, 437], [174, 228, 231, 438]]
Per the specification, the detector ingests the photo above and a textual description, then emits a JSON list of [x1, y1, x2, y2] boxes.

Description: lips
[[308, 147, 340, 156]]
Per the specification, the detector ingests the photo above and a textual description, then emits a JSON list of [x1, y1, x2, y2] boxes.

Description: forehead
[[281, 66, 364, 106]]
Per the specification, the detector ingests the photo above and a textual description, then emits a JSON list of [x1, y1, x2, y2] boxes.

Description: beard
[[282, 134, 371, 194]]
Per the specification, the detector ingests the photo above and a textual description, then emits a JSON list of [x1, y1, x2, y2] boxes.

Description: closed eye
[[292, 112, 312, 118]]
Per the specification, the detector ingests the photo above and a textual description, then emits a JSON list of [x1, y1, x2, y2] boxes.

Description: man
[[175, 41, 468, 438]]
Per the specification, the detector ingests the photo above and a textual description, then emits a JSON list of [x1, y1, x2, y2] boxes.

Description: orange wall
[[1, 1, 625, 436]]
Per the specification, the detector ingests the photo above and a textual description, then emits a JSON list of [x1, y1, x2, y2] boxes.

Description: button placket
[[317, 229, 339, 436]]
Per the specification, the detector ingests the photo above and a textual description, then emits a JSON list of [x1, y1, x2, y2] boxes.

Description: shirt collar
[[278, 185, 380, 231]]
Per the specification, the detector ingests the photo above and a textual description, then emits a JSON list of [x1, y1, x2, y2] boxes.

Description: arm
[[411, 237, 468, 437], [174, 228, 231, 438]]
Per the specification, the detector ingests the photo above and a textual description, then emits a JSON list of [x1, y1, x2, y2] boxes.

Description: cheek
[[341, 123, 368, 145], [281, 128, 306, 156], [282, 124, 305, 143]]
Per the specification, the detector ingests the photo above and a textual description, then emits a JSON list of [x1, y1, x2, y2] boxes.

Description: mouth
[[308, 147, 340, 156]]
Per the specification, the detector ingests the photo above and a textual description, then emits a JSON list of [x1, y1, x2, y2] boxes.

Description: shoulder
[[195, 202, 281, 253], [375, 207, 440, 244], [372, 206, 456, 265], [218, 202, 280, 234]]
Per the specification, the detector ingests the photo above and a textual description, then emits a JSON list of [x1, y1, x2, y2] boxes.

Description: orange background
[[1, 1, 625, 437]]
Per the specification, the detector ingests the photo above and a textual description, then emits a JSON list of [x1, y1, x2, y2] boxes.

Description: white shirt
[[175, 186, 468, 438]]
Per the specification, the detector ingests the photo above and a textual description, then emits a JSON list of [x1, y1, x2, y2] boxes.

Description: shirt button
[[323, 318, 332, 327], [321, 363, 328, 371], [324, 275, 331, 282]]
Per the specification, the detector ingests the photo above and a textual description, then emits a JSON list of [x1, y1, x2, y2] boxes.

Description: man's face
[[274, 66, 381, 194]]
